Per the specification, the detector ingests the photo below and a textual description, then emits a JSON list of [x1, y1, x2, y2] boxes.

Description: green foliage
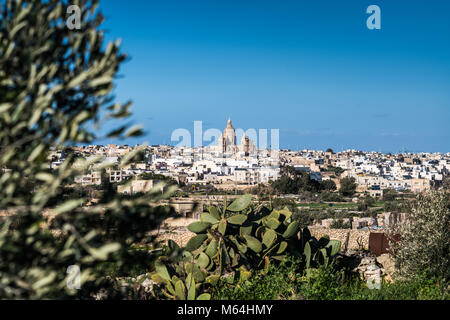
[[442, 174, 450, 190], [323, 166, 344, 176], [302, 231, 341, 269], [213, 256, 301, 300], [138, 172, 178, 185], [382, 188, 398, 201], [212, 259, 449, 300], [298, 266, 449, 300], [271, 197, 297, 212], [339, 177, 357, 197], [329, 219, 351, 229], [0, 0, 176, 299], [297, 265, 351, 300], [292, 210, 315, 229], [183, 195, 303, 273], [319, 191, 344, 202], [272, 166, 336, 195], [271, 175, 298, 194], [357, 195, 376, 211], [355, 272, 449, 300], [151, 255, 211, 300], [154, 191, 448, 301], [321, 179, 337, 191], [153, 195, 342, 300], [383, 200, 411, 213], [390, 191, 450, 280]]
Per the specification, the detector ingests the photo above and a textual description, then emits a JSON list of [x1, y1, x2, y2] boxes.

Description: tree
[[390, 191, 450, 280], [442, 174, 450, 190], [0, 0, 175, 299], [357, 195, 375, 211], [99, 168, 117, 202], [273, 166, 338, 195], [330, 219, 351, 229], [326, 166, 344, 176], [325, 148, 334, 154], [280, 165, 298, 179], [272, 175, 297, 194], [382, 188, 398, 201], [339, 177, 357, 197], [320, 179, 336, 191], [320, 191, 344, 202]]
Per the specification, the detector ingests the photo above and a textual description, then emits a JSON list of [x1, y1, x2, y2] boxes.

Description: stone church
[[216, 118, 256, 156]]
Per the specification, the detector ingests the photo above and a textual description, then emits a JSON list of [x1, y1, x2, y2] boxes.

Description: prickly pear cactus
[[152, 194, 342, 299]]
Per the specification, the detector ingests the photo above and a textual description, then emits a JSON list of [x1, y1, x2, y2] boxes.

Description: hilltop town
[[40, 121, 450, 288], [1, 0, 448, 303], [48, 119, 449, 197]]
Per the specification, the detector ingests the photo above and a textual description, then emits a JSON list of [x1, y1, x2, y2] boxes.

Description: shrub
[[151, 195, 342, 300], [355, 272, 449, 300], [356, 195, 379, 213], [320, 179, 337, 191], [320, 191, 345, 202], [213, 261, 449, 300], [330, 219, 351, 229], [390, 191, 450, 280], [297, 266, 449, 300], [384, 200, 412, 213], [339, 177, 357, 197], [0, 0, 175, 299], [382, 188, 398, 201], [212, 256, 301, 300], [292, 210, 315, 229], [271, 197, 297, 212], [272, 166, 335, 195], [325, 166, 345, 176], [296, 265, 354, 300]]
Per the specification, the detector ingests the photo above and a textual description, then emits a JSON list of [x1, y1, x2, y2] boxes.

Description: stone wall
[[308, 226, 372, 251], [155, 223, 373, 251]]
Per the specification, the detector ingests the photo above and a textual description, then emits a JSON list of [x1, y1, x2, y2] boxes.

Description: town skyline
[[94, 117, 449, 154], [1, 0, 448, 302], [97, 1, 450, 153]]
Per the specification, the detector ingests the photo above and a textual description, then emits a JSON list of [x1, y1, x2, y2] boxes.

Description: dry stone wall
[[308, 226, 372, 251], [153, 219, 374, 251]]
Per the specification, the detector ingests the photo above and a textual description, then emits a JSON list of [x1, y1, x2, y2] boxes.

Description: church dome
[[226, 118, 233, 129]]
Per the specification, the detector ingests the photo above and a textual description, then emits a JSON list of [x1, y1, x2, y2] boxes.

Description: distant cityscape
[[2, 0, 449, 303], [46, 119, 449, 196]]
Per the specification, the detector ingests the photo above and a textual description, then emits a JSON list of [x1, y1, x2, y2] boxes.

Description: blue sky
[[98, 0, 450, 153]]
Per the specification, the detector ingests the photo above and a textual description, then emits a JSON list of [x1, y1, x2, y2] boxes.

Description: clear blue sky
[[98, 0, 450, 153]]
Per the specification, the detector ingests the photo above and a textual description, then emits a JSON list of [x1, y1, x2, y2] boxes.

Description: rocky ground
[[152, 217, 197, 247], [92, 273, 157, 300], [337, 250, 396, 283]]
